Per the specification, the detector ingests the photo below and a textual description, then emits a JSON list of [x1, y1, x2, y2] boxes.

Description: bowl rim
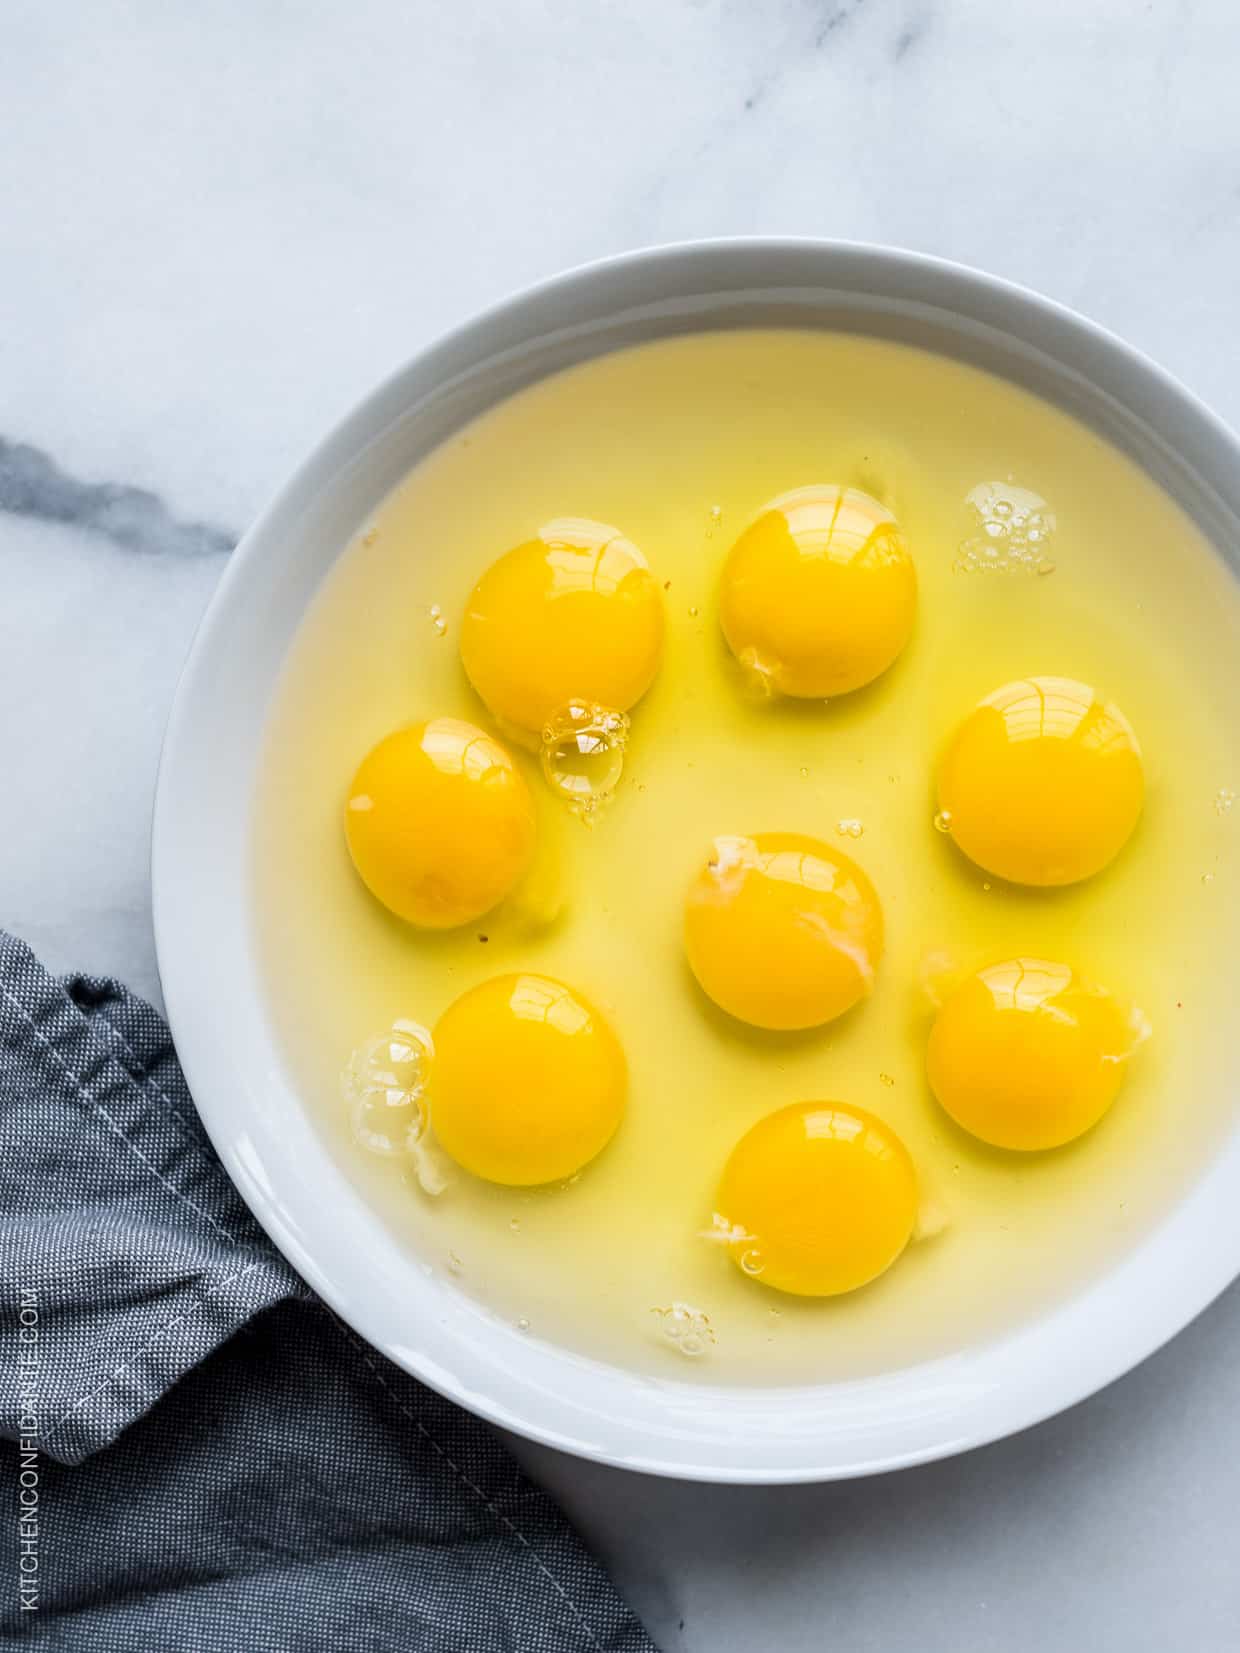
[[152, 236, 1240, 1483]]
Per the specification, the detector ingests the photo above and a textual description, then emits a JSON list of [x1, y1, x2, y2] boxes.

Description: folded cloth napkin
[[0, 930, 654, 1651]]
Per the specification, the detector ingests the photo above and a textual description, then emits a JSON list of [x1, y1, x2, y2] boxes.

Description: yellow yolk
[[683, 832, 883, 1030], [345, 719, 535, 928], [937, 676, 1144, 886], [927, 958, 1140, 1151], [719, 485, 916, 697], [459, 518, 665, 739], [430, 973, 626, 1185], [715, 1102, 918, 1296]]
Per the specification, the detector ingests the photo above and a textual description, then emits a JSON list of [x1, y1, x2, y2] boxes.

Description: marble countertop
[[4, 3, 1239, 1647]]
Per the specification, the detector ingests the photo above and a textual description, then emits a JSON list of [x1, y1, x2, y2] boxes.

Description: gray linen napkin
[[0, 929, 655, 1651]]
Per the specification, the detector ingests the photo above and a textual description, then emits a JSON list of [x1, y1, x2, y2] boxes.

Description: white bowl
[[153, 240, 1240, 1483]]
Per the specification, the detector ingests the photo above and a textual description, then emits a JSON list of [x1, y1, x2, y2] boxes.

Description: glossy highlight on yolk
[[430, 973, 626, 1186], [927, 958, 1141, 1151], [937, 676, 1144, 886], [683, 832, 883, 1030], [715, 1102, 918, 1296], [719, 485, 917, 697], [345, 718, 535, 928], [459, 517, 665, 739]]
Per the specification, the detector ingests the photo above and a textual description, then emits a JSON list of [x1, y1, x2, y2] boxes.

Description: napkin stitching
[[0, 977, 239, 1249], [92, 996, 221, 1138], [88, 999, 247, 1245], [329, 1309, 603, 1651], [47, 1257, 268, 1439]]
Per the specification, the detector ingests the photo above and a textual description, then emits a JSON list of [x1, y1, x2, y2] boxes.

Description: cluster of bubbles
[[1216, 787, 1236, 816], [540, 700, 631, 821], [836, 817, 865, 839], [650, 1302, 716, 1358], [342, 1021, 447, 1194], [955, 481, 1057, 576]]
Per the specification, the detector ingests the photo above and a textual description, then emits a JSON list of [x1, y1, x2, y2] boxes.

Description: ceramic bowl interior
[[153, 240, 1240, 1482]]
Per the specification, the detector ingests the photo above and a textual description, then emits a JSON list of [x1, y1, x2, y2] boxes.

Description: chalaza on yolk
[[683, 831, 883, 1030]]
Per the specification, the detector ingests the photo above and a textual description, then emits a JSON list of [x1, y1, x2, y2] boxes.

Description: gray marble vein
[[0, 438, 235, 557]]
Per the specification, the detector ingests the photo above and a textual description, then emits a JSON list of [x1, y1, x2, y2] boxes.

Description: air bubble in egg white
[[342, 1020, 433, 1157], [933, 810, 953, 834], [540, 700, 630, 821]]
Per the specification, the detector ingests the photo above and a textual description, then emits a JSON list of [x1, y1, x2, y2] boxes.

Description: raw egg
[[683, 832, 882, 1030], [714, 1102, 918, 1296], [430, 973, 626, 1185], [937, 676, 1144, 886], [345, 718, 535, 928], [719, 485, 916, 697], [927, 957, 1141, 1150], [459, 517, 665, 740]]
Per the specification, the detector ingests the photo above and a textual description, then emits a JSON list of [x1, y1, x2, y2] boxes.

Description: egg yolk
[[684, 832, 883, 1030], [937, 676, 1144, 886], [715, 1102, 918, 1296], [430, 973, 626, 1185], [345, 718, 535, 928], [459, 517, 665, 739], [719, 485, 917, 697], [927, 958, 1139, 1150]]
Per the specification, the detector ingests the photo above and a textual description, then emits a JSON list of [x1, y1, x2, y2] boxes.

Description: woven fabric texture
[[0, 930, 654, 1651]]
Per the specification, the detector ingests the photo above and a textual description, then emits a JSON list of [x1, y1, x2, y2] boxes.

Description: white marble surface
[[4, 2, 1240, 1646]]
